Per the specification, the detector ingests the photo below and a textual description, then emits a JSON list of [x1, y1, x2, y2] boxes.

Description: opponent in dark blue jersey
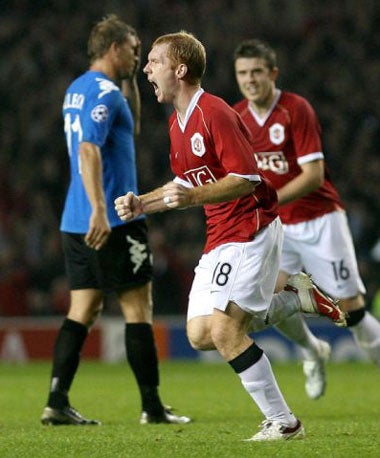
[[41, 14, 190, 426]]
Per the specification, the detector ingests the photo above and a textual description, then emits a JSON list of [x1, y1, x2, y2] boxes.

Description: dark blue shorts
[[62, 220, 153, 292]]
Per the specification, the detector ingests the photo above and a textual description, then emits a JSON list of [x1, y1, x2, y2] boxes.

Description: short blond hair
[[153, 31, 206, 85]]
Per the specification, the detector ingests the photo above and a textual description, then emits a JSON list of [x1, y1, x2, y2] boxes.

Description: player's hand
[[85, 211, 111, 250], [114, 191, 143, 221], [162, 182, 192, 209]]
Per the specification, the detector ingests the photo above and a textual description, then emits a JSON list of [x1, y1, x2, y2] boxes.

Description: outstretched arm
[[114, 175, 258, 221], [162, 175, 258, 208], [115, 186, 167, 221]]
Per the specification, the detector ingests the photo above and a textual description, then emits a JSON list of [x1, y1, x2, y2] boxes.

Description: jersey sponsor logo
[[269, 122, 285, 145], [184, 166, 217, 186], [254, 151, 289, 175], [126, 235, 148, 274], [96, 77, 119, 98], [91, 104, 108, 122], [190, 132, 206, 157]]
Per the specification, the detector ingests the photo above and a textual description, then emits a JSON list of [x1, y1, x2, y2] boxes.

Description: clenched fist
[[114, 191, 143, 221]]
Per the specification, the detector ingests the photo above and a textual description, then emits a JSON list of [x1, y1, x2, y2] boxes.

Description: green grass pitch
[[0, 360, 379, 457]]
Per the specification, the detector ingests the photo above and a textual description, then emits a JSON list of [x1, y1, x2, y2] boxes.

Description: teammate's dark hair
[[233, 39, 277, 70]]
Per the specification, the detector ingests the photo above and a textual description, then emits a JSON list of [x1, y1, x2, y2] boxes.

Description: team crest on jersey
[[190, 132, 206, 157], [269, 123, 285, 145], [91, 104, 108, 122]]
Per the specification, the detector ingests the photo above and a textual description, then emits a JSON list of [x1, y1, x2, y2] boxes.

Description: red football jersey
[[233, 91, 343, 224], [169, 90, 278, 253]]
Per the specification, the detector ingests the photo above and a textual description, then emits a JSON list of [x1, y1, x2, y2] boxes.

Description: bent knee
[[187, 331, 214, 351], [336, 294, 365, 327], [338, 294, 365, 312], [68, 303, 103, 327], [187, 320, 214, 351]]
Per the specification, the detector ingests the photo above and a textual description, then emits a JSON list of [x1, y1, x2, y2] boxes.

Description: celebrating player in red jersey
[[115, 31, 344, 441], [168, 91, 279, 253], [233, 39, 380, 398]]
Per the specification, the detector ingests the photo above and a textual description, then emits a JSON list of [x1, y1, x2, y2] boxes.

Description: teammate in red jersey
[[233, 39, 380, 399], [115, 31, 344, 441]]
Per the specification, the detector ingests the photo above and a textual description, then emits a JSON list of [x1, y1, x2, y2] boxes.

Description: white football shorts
[[280, 209, 366, 299], [187, 217, 283, 320]]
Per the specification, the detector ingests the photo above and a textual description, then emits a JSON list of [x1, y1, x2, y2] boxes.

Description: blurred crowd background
[[1, 0, 380, 317]]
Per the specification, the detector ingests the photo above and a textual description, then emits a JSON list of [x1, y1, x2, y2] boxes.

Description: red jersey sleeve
[[290, 95, 323, 162]]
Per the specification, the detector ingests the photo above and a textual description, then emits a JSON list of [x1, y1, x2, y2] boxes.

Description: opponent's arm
[[277, 160, 324, 206], [80, 141, 111, 249]]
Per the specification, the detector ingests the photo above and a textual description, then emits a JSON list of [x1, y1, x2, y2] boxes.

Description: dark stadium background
[[1, 0, 380, 319]]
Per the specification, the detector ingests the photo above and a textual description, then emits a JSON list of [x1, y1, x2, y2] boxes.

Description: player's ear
[[110, 41, 118, 52], [108, 41, 120, 59], [271, 66, 279, 81], [176, 63, 188, 80]]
